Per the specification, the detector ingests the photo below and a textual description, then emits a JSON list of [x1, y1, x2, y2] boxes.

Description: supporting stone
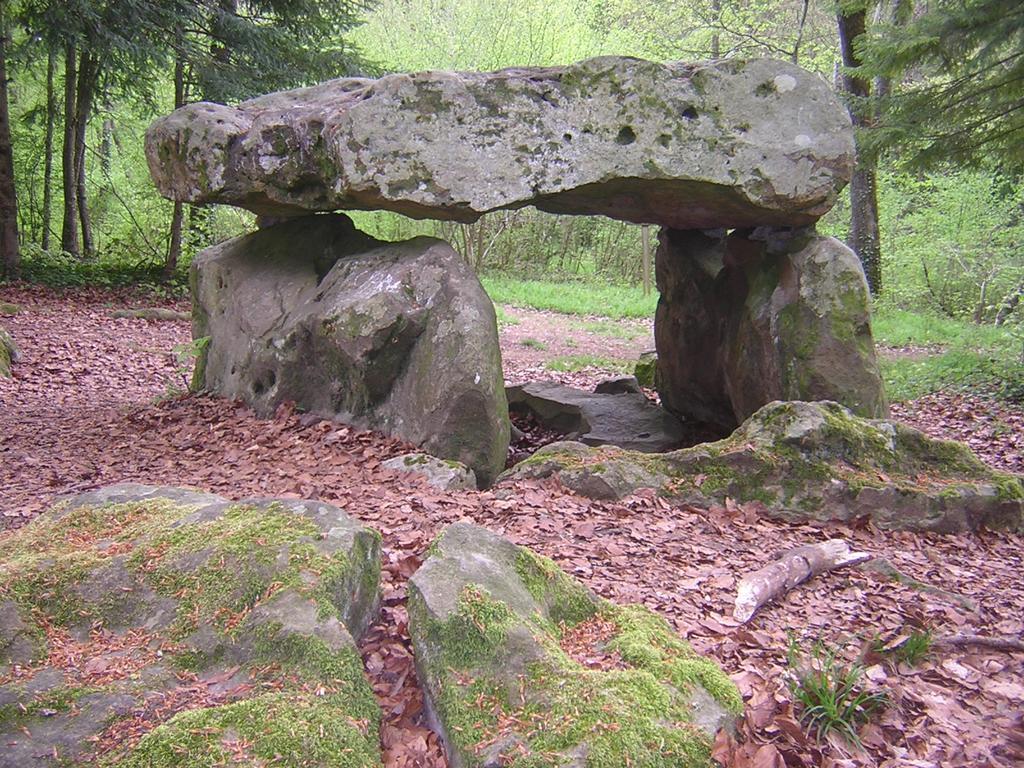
[[191, 214, 510, 486], [654, 226, 887, 433]]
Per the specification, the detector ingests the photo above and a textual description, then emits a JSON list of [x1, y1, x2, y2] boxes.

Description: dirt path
[[2, 287, 1023, 767]]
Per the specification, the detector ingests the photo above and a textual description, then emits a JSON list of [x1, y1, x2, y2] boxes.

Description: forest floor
[[1, 286, 1023, 768]]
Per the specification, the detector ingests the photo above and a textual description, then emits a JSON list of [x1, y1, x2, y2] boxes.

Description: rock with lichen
[[655, 227, 887, 434], [501, 401, 1024, 533], [146, 57, 853, 229], [408, 522, 742, 768], [382, 452, 477, 491], [0, 484, 382, 768], [0, 325, 18, 378], [192, 213, 509, 486]]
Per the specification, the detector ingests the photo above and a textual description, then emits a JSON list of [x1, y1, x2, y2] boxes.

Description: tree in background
[[0, 0, 19, 278], [862, 0, 1024, 170], [836, 0, 881, 295], [862, 0, 1024, 319]]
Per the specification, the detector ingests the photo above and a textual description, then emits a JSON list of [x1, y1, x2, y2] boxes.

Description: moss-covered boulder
[[408, 523, 742, 767], [0, 325, 18, 378], [501, 401, 1024, 533], [633, 351, 658, 389], [0, 484, 383, 767]]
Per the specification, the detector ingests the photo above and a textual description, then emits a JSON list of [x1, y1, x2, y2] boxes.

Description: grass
[[570, 318, 649, 340], [545, 354, 632, 373], [875, 628, 933, 667], [787, 638, 888, 747], [482, 274, 658, 319], [519, 337, 547, 350], [873, 306, 1024, 401]]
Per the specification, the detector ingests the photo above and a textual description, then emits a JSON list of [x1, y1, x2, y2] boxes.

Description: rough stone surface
[[382, 452, 477, 491], [593, 375, 642, 395], [501, 401, 1024, 533], [0, 325, 18, 378], [192, 213, 510, 486], [147, 57, 853, 229], [507, 380, 686, 453], [655, 226, 887, 433], [408, 522, 742, 767], [0, 484, 383, 767]]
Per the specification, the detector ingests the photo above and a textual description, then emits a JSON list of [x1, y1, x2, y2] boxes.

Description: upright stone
[[192, 214, 509, 485], [655, 226, 886, 432]]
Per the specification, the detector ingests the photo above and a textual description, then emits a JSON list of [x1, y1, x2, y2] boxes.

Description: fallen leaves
[[2, 286, 1023, 768]]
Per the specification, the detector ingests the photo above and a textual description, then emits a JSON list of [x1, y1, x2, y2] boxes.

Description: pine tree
[[862, 0, 1024, 169]]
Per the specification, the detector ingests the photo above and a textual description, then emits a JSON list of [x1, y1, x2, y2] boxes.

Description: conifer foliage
[[863, 0, 1024, 168]]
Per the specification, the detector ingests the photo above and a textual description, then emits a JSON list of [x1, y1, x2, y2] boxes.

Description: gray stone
[[593, 375, 642, 395], [502, 401, 1024, 533], [147, 57, 853, 229], [408, 523, 742, 768], [507, 380, 685, 452], [382, 452, 477, 491], [192, 214, 510, 485], [655, 226, 887, 433], [0, 325, 18, 378], [0, 484, 383, 766]]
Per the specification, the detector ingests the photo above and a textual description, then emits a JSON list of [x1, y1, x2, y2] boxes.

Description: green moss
[[111, 691, 380, 768], [514, 550, 596, 629], [0, 685, 98, 730], [605, 604, 743, 715]]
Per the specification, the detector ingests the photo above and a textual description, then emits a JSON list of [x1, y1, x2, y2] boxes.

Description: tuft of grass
[[494, 304, 520, 327], [482, 275, 658, 319], [570, 318, 648, 340], [519, 337, 548, 350], [787, 638, 887, 747], [877, 628, 933, 667], [545, 354, 631, 373]]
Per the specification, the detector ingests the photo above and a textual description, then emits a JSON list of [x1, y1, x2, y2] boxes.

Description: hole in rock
[[680, 106, 698, 120], [657, 134, 672, 148], [563, 132, 573, 143], [615, 126, 637, 145]]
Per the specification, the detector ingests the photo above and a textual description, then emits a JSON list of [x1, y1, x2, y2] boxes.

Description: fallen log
[[734, 539, 872, 623], [933, 633, 1024, 653]]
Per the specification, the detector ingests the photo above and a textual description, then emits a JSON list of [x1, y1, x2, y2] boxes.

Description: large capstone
[[408, 522, 742, 767], [0, 484, 383, 768], [192, 214, 510, 486], [146, 57, 853, 228], [655, 226, 887, 433]]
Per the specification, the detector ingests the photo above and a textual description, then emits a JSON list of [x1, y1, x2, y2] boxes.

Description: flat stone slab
[[507, 380, 686, 452], [501, 401, 1024, 532], [0, 484, 383, 767], [146, 56, 853, 228], [408, 523, 742, 767]]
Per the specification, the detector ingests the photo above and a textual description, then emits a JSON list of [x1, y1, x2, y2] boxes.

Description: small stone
[[382, 452, 477, 491]]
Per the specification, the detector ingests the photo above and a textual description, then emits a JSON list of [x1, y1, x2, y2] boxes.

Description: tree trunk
[[640, 224, 652, 296], [61, 44, 79, 257], [837, 4, 882, 295], [0, 5, 19, 280], [74, 52, 97, 259], [41, 48, 56, 252], [166, 54, 186, 276]]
